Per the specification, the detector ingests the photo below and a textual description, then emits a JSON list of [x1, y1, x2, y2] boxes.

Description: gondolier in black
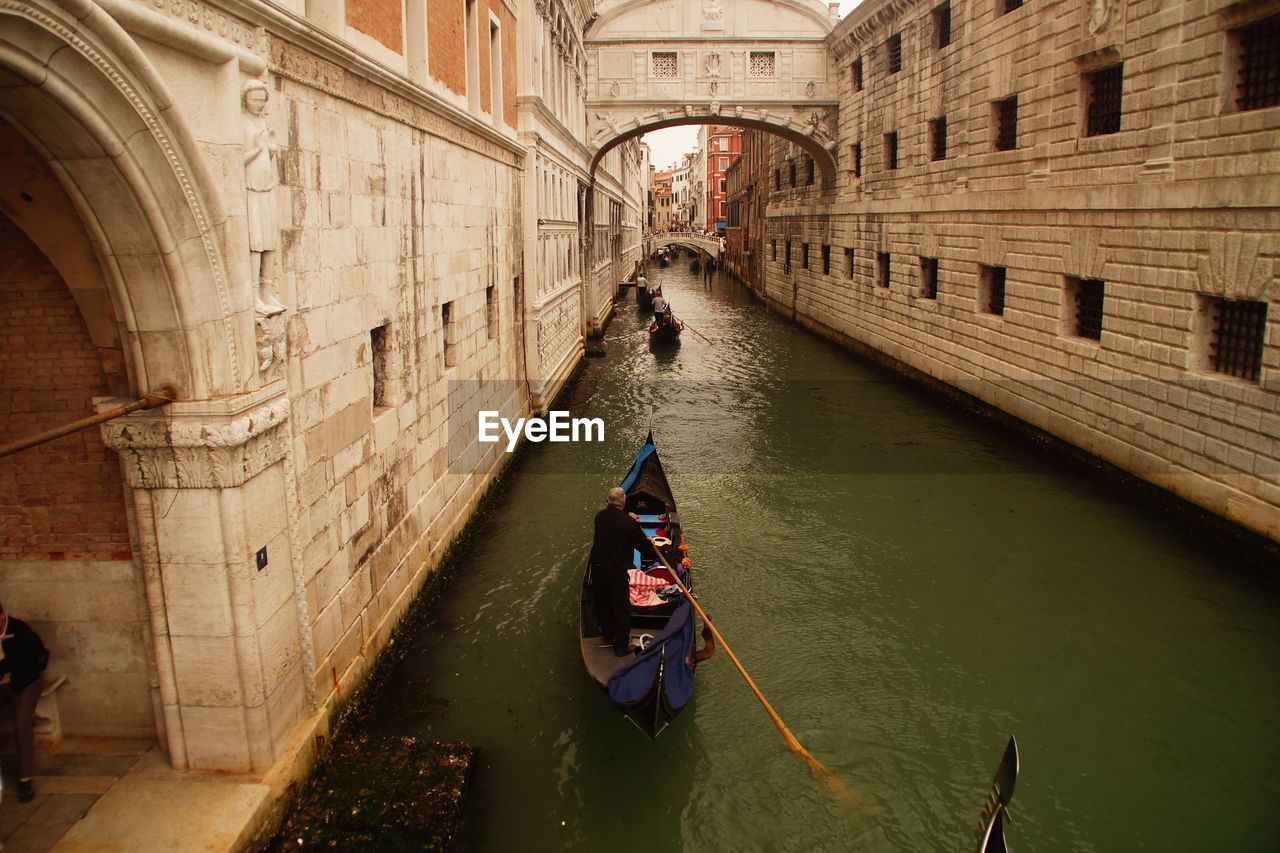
[[590, 487, 657, 656]]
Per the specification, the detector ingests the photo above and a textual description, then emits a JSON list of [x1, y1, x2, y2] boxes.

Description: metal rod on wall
[[0, 386, 176, 459]]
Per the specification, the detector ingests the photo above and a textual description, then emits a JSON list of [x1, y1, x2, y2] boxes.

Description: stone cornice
[[830, 0, 919, 55], [100, 386, 292, 488]]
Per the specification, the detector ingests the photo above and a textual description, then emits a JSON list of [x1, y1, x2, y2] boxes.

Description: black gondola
[[579, 434, 710, 737], [648, 313, 683, 345], [635, 279, 653, 308], [974, 735, 1020, 853]]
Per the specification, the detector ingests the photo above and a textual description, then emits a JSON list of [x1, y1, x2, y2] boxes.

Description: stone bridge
[[584, 0, 841, 182], [645, 232, 723, 257]]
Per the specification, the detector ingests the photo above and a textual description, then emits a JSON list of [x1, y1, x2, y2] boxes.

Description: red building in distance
[[701, 125, 742, 232]]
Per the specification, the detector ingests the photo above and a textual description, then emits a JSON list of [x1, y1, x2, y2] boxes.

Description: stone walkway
[[0, 738, 272, 852]]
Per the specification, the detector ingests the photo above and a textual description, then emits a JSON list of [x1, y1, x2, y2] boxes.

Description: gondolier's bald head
[[607, 487, 626, 508]]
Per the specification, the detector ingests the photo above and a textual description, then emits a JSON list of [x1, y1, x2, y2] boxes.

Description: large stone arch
[[0, 0, 249, 401]]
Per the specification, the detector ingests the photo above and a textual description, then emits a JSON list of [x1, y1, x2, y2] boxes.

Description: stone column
[[100, 382, 315, 771]]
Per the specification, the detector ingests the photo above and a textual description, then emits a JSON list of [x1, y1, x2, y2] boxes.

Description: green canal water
[[370, 262, 1280, 852]]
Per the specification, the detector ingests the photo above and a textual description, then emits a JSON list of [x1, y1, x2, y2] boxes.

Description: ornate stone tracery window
[[652, 51, 678, 78], [749, 51, 776, 77]]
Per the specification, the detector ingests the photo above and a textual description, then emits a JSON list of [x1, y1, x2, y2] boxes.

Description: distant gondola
[[579, 434, 710, 737], [636, 280, 653, 308], [690, 259, 701, 273]]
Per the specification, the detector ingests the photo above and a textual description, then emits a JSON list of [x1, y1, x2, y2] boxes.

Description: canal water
[[370, 259, 1280, 851]]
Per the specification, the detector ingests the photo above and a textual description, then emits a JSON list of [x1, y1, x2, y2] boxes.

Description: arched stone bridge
[[645, 232, 723, 258], [584, 0, 841, 182]]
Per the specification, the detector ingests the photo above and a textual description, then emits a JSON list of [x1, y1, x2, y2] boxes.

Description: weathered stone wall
[[752, 0, 1280, 539]]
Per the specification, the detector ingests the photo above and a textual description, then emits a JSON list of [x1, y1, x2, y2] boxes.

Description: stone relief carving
[[709, 80, 720, 96], [735, 105, 744, 118], [703, 0, 723, 25], [805, 81, 817, 98], [256, 314, 286, 378], [1197, 233, 1278, 301], [242, 80, 286, 319], [805, 111, 832, 144], [705, 52, 722, 77], [1088, 0, 1117, 34], [684, 105, 695, 117], [595, 111, 621, 137], [710, 101, 721, 114], [609, 81, 620, 97]]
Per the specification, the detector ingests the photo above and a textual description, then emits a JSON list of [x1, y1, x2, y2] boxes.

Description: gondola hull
[[648, 317, 682, 345], [579, 436, 699, 737], [636, 286, 653, 308]]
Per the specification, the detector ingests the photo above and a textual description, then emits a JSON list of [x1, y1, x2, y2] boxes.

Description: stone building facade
[[0, 0, 641, 779], [749, 0, 1280, 541]]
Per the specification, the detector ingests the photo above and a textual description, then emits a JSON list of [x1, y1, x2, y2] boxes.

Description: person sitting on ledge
[[0, 600, 48, 803]]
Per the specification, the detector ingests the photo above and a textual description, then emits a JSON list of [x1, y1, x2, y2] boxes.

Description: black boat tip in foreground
[[578, 435, 711, 737], [975, 735, 1020, 853]]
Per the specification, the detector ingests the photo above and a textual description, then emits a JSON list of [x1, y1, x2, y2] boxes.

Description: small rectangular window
[[1234, 13, 1280, 111], [852, 58, 864, 91], [652, 51, 678, 78], [846, 248, 855, 279], [774, 168, 781, 190], [801, 243, 809, 270], [1086, 64, 1124, 136], [885, 132, 899, 170], [852, 143, 862, 177], [789, 160, 797, 187], [1003, 0, 1024, 13], [784, 240, 792, 272], [749, 51, 776, 77], [1208, 297, 1268, 381], [920, 257, 939, 299], [934, 3, 952, 48], [980, 265, 1007, 315], [822, 244, 831, 275], [1067, 277, 1104, 339], [486, 284, 497, 340], [441, 301, 457, 367], [771, 239, 777, 261], [877, 252, 891, 289], [930, 116, 947, 160], [886, 34, 902, 74], [994, 96, 1018, 151], [370, 323, 390, 409], [805, 156, 815, 185]]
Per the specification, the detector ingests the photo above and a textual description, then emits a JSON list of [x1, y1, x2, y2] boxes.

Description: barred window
[[852, 58, 864, 91], [789, 160, 797, 187], [1234, 13, 1280, 111], [885, 132, 899, 170], [805, 155, 815, 185], [994, 96, 1018, 150], [774, 168, 781, 190], [846, 248, 855, 279], [652, 52, 677, 77], [1067, 277, 1105, 339], [784, 240, 792, 272], [980, 265, 1006, 315], [771, 240, 777, 261], [1003, 0, 1023, 12], [886, 33, 902, 74], [920, 257, 939, 299], [1086, 64, 1124, 136], [749, 51, 776, 77], [822, 244, 831, 275], [1209, 298, 1268, 381], [852, 142, 862, 177], [930, 116, 948, 160], [877, 253, 891, 289], [801, 243, 809, 270], [934, 3, 952, 49]]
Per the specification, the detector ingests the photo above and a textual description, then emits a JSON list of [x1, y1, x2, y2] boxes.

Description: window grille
[[995, 96, 1018, 150], [771, 240, 777, 261], [486, 285, 497, 340], [934, 3, 952, 48], [749, 51, 776, 77], [1236, 13, 1280, 111], [805, 156, 815, 185], [931, 116, 947, 160], [1209, 298, 1268, 381], [1086, 64, 1123, 136], [1072, 278, 1104, 339], [442, 301, 457, 366], [982, 265, 1006, 315], [784, 240, 792, 273], [853, 143, 862, 177], [846, 248, 855, 279], [886, 34, 902, 74], [789, 161, 797, 187], [822, 245, 831, 275], [371, 324, 390, 408], [1003, 0, 1023, 12], [652, 52, 677, 78], [774, 168, 781, 190], [885, 132, 899, 170], [801, 243, 809, 269], [878, 252, 891, 288], [921, 257, 939, 299], [852, 58, 864, 91]]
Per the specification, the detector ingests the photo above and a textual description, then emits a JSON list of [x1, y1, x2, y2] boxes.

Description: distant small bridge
[[645, 232, 722, 258]]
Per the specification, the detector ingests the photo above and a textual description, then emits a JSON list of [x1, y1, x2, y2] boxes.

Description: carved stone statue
[[595, 111, 621, 136], [242, 80, 286, 317]]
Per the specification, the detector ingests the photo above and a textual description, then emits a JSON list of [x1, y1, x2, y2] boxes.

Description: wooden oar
[[669, 315, 717, 345], [645, 537, 861, 811]]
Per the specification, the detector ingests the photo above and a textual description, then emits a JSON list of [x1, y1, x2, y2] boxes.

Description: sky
[[642, 0, 864, 170]]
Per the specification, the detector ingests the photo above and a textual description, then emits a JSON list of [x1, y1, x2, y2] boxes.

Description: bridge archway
[[584, 0, 840, 183]]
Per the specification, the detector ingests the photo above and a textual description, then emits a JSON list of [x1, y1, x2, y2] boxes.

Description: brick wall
[[348, 0, 404, 54], [429, 0, 465, 95], [0, 214, 130, 560]]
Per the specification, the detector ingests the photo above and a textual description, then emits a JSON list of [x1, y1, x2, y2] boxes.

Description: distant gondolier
[[590, 487, 657, 656]]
